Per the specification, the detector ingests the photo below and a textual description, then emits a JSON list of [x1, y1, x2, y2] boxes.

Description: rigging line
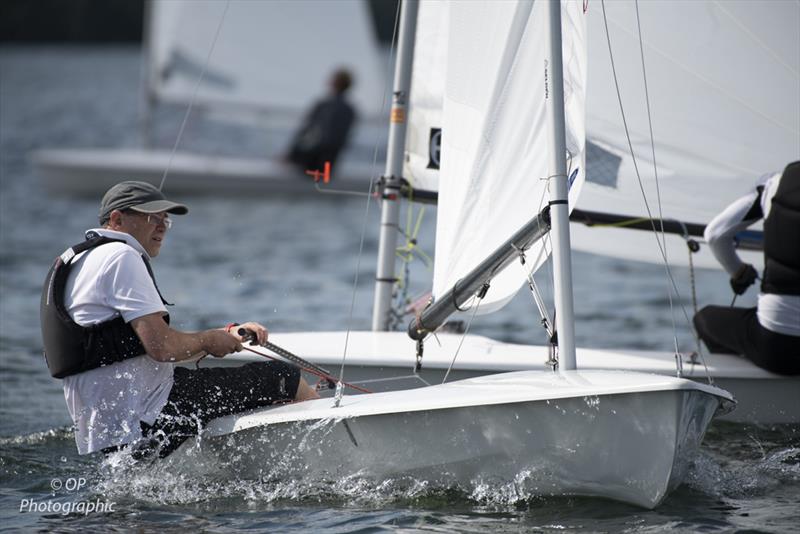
[[395, 183, 424, 263], [600, 0, 700, 355], [711, 0, 799, 78], [518, 238, 554, 339], [411, 203, 427, 245], [158, 0, 230, 191], [539, 171, 555, 330], [240, 345, 370, 394], [518, 173, 552, 334], [394, 207, 432, 266], [535, 175, 552, 279], [351, 373, 431, 386], [337, 0, 403, 385], [633, 0, 691, 377], [541, 149, 574, 321], [312, 184, 372, 198], [441, 285, 486, 385]]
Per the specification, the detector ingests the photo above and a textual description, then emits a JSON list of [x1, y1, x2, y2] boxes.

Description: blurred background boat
[[30, 0, 391, 196]]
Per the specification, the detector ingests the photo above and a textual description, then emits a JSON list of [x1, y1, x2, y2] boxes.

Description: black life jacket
[[762, 161, 800, 296], [40, 232, 170, 379]]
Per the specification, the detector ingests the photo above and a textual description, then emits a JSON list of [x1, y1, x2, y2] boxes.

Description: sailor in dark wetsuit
[[40, 181, 319, 458], [694, 161, 800, 375], [286, 68, 357, 173]]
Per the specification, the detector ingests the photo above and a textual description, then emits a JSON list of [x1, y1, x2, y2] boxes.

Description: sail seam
[[711, 0, 799, 78], [601, 5, 797, 135]]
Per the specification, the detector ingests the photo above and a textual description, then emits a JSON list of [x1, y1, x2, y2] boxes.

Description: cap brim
[[129, 200, 188, 215]]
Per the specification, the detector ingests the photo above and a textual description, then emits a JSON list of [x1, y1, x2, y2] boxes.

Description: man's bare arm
[[131, 313, 242, 362]]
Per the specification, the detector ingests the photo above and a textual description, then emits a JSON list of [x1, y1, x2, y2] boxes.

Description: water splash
[[582, 395, 600, 410], [686, 446, 800, 499], [11, 418, 796, 519], [89, 418, 566, 510]]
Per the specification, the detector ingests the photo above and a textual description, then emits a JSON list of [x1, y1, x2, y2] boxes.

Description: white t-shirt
[[62, 229, 174, 454], [704, 173, 800, 336]]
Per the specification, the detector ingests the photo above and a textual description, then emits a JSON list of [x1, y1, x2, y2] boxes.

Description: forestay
[[432, 0, 587, 313], [147, 0, 387, 120]]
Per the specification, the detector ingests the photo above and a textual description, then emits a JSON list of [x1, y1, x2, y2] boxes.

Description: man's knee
[[294, 378, 320, 401], [693, 306, 711, 334]]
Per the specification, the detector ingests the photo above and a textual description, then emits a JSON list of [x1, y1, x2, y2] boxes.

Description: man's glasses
[[145, 213, 172, 229], [121, 210, 174, 229]]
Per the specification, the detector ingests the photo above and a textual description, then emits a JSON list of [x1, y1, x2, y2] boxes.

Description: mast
[[544, 0, 577, 370], [372, 0, 419, 331]]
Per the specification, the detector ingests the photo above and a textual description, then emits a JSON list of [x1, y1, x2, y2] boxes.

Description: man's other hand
[[730, 263, 758, 295]]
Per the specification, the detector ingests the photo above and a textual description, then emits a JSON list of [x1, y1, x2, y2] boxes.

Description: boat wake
[[686, 446, 800, 500]]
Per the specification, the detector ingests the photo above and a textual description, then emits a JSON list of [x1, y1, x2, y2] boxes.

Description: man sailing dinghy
[[40, 181, 319, 458]]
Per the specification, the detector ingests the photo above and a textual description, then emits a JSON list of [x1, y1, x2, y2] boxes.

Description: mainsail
[[573, 0, 800, 269], [403, 0, 799, 271], [432, 0, 587, 313]]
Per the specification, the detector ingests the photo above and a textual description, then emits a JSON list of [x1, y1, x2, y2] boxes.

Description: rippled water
[[1, 47, 798, 532]]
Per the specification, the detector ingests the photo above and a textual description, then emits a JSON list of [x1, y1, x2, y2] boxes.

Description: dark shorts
[[693, 305, 800, 375], [130, 361, 301, 458]]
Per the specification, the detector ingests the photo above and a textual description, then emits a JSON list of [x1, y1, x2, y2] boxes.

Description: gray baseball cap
[[99, 181, 188, 224]]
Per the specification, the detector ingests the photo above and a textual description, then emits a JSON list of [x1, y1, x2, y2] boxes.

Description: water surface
[[1, 47, 797, 533]]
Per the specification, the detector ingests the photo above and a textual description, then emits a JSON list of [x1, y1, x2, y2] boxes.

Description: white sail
[[402, 0, 448, 192], [404, 1, 798, 270], [147, 0, 387, 119], [432, 0, 587, 313], [572, 0, 799, 268]]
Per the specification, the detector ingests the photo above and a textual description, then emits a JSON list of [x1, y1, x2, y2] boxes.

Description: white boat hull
[[174, 370, 731, 508], [31, 148, 377, 196], [200, 331, 798, 424]]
